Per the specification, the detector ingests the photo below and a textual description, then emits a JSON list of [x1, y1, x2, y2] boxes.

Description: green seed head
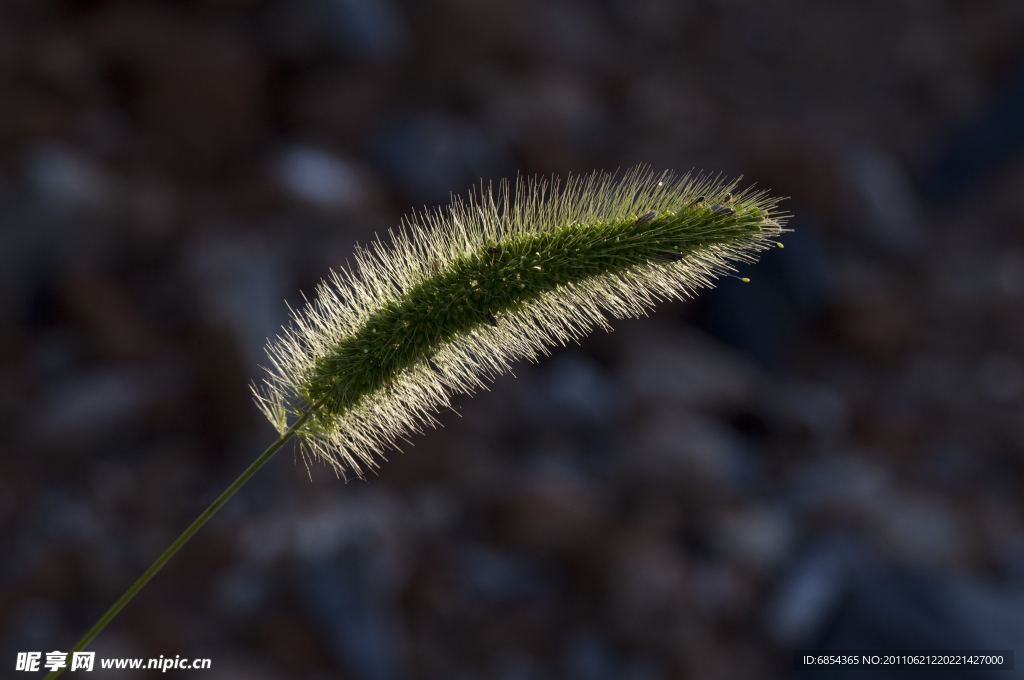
[[253, 167, 788, 477]]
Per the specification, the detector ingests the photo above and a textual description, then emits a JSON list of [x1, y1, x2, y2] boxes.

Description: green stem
[[43, 410, 314, 679]]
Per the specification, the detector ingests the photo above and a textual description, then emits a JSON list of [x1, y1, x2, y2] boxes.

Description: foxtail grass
[[44, 167, 786, 678]]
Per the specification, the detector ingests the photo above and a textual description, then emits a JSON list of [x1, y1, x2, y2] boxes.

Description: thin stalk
[[43, 410, 315, 679]]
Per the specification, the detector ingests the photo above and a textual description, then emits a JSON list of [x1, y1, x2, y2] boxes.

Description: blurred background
[[4, 0, 1024, 678]]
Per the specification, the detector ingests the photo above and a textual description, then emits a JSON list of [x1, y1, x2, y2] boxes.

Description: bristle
[[253, 167, 788, 476]]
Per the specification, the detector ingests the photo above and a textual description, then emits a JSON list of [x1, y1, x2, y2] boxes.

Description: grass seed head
[[253, 167, 788, 477]]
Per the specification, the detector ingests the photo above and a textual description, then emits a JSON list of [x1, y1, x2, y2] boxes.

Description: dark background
[[4, 0, 1024, 678]]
